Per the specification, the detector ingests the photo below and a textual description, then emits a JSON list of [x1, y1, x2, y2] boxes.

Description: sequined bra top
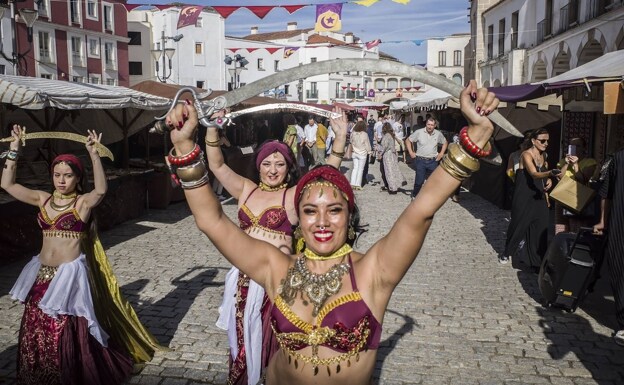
[[237, 187, 294, 237], [271, 256, 382, 371], [37, 196, 87, 239]]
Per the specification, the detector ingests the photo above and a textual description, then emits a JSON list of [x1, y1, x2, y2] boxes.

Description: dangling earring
[[348, 226, 356, 240], [294, 226, 306, 253], [294, 226, 302, 239]]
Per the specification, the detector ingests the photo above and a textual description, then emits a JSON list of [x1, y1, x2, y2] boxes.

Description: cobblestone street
[[1, 160, 623, 385]]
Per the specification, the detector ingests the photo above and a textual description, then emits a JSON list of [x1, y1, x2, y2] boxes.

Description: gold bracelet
[[176, 160, 208, 182], [330, 150, 345, 159], [205, 137, 220, 147], [446, 143, 480, 173], [439, 154, 471, 181]]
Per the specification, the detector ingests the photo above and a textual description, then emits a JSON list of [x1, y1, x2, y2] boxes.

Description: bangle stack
[[205, 137, 220, 148], [330, 150, 345, 159], [439, 143, 480, 181], [459, 126, 492, 158], [0, 150, 19, 161], [167, 144, 209, 189]]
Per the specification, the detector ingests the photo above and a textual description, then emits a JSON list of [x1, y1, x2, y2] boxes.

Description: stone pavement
[[1, 159, 623, 385]]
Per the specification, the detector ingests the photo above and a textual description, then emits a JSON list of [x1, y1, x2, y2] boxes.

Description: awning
[[347, 100, 388, 110], [406, 87, 458, 110], [389, 101, 408, 110]]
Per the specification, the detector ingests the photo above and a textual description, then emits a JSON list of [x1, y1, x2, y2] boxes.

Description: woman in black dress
[[501, 128, 558, 270]]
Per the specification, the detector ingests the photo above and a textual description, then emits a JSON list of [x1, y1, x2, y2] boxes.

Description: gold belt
[[37, 265, 58, 281]]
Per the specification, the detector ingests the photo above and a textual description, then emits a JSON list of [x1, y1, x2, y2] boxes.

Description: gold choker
[[259, 182, 288, 192], [304, 244, 353, 261], [53, 190, 77, 200]]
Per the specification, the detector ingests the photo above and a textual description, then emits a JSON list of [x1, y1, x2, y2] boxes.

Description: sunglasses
[[535, 139, 549, 144]]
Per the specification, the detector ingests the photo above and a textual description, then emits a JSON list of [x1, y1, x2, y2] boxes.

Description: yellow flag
[[392, 0, 411, 3], [353, 0, 380, 6]]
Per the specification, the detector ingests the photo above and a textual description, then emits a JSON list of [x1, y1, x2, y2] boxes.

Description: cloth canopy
[[0, 75, 170, 146], [406, 87, 458, 110], [347, 100, 388, 110]]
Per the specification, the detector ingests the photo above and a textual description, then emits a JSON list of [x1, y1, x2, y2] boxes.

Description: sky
[[145, 0, 471, 66]]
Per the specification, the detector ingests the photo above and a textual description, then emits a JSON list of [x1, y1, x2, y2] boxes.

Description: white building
[[128, 7, 226, 89], [237, 22, 380, 103], [426, 33, 471, 89], [471, 0, 624, 86]]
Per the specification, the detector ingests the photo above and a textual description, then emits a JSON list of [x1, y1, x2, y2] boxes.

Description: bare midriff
[[38, 236, 82, 266], [244, 227, 293, 254]]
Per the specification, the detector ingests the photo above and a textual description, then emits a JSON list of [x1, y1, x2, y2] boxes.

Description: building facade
[[0, 0, 130, 85]]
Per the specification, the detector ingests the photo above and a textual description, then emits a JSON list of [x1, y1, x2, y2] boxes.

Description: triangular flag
[[228, 48, 241, 53], [246, 48, 258, 53], [154, 5, 174, 10], [265, 48, 281, 54], [365, 39, 381, 50], [124, 4, 142, 12], [283, 47, 299, 58], [177, 6, 203, 29], [212, 6, 240, 19], [392, 0, 411, 4], [282, 5, 306, 14], [353, 0, 380, 6], [412, 39, 424, 46], [315, 3, 342, 32], [246, 6, 274, 19]]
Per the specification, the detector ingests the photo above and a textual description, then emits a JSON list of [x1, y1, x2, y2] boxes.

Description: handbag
[[549, 176, 596, 215]]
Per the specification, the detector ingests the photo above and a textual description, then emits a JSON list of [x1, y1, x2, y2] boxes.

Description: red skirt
[[17, 275, 133, 385]]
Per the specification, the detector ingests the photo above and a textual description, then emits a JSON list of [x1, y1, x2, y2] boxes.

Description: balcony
[[536, 18, 552, 44], [587, 0, 608, 20], [306, 90, 318, 99]]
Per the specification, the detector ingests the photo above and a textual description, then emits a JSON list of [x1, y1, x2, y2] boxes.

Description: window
[[452, 74, 462, 85], [310, 57, 317, 63], [195, 17, 202, 28], [0, 64, 5, 74], [498, 18, 505, 56], [511, 12, 518, 49], [195, 43, 202, 54], [103, 5, 113, 31], [70, 0, 80, 23], [71, 36, 83, 65], [41, 74, 52, 79], [104, 42, 115, 68], [453, 50, 462, 66], [196, 80, 205, 89], [106, 78, 116, 85], [90, 76, 100, 84], [72, 76, 84, 82], [87, 0, 97, 19], [274, 60, 279, 71], [129, 61, 142, 75], [335, 82, 340, 98], [36, 0, 49, 18], [38, 31, 51, 60], [438, 51, 446, 66], [257, 58, 264, 70], [89, 38, 99, 57], [487, 25, 493, 59], [128, 31, 141, 46]]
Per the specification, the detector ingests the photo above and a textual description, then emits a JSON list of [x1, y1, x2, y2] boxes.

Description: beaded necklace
[[304, 244, 353, 261], [259, 181, 288, 192], [53, 190, 77, 200]]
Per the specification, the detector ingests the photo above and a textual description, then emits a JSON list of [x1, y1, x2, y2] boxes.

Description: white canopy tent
[[537, 50, 624, 85], [405, 87, 459, 110]]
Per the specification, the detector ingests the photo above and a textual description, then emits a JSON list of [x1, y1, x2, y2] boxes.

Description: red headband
[[255, 141, 294, 170], [295, 165, 355, 212], [51, 154, 84, 176]]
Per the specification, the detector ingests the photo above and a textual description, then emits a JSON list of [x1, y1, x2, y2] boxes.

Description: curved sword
[[227, 103, 343, 120], [0, 132, 115, 160]]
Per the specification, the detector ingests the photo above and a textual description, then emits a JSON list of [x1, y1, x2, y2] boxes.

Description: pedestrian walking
[[405, 117, 448, 200]]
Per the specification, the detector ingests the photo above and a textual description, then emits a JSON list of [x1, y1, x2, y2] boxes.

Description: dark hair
[[381, 122, 394, 135], [253, 140, 300, 188], [283, 114, 297, 126], [50, 158, 87, 194], [530, 128, 549, 139], [353, 121, 367, 133]]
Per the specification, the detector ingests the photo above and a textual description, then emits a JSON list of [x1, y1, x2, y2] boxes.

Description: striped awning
[[0, 75, 170, 110]]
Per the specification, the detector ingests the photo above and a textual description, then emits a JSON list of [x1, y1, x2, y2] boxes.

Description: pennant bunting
[[282, 5, 306, 14], [353, 0, 380, 6], [154, 5, 173, 10], [246, 48, 259, 53], [123, 4, 143, 12], [247, 6, 273, 19], [265, 48, 281, 54], [392, 0, 411, 3], [315, 3, 342, 32], [283, 46, 299, 58], [212, 6, 240, 19], [177, 5, 203, 29], [365, 39, 381, 50], [228, 48, 241, 53]]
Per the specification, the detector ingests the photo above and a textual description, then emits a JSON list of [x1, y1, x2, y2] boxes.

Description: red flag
[[177, 6, 203, 29], [246, 6, 274, 19], [282, 5, 305, 14], [265, 48, 281, 54], [123, 4, 142, 12], [246, 48, 258, 53], [365, 39, 381, 50], [212, 6, 240, 19]]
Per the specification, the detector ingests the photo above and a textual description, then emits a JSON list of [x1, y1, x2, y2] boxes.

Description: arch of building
[[575, 28, 607, 66], [531, 52, 548, 82]]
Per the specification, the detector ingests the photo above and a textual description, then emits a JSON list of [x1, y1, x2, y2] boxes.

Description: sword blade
[[0, 132, 115, 161]]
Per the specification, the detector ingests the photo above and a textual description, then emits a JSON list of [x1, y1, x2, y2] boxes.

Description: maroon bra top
[[37, 196, 88, 238], [237, 187, 294, 236], [271, 256, 382, 354]]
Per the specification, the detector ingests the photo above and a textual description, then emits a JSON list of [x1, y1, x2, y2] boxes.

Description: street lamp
[[224, 53, 248, 90], [151, 30, 183, 83], [0, 4, 38, 75]]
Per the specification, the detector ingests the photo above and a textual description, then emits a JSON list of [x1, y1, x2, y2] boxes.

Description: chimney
[[250, 26, 258, 35], [287, 22, 297, 31], [345, 32, 354, 44]]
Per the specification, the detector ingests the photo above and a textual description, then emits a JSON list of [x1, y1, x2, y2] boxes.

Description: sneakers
[[498, 254, 510, 264], [615, 330, 624, 346]]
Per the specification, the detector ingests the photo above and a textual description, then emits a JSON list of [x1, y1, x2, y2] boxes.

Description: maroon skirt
[[17, 273, 133, 385]]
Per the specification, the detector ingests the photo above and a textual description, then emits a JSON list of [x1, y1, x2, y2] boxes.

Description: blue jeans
[[411, 157, 438, 198]]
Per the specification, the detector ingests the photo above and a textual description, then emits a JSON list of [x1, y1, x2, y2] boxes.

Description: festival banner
[[365, 39, 381, 50], [283, 46, 300, 58], [315, 3, 342, 32], [177, 5, 203, 29]]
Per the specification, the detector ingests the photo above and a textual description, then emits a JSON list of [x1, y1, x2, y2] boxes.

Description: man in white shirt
[[406, 117, 448, 199], [303, 117, 318, 167]]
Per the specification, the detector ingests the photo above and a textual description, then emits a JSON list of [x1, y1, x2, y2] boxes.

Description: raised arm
[[326, 108, 348, 168], [167, 101, 289, 296], [204, 123, 255, 200], [365, 81, 498, 294], [0, 125, 46, 206], [77, 130, 107, 219]]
